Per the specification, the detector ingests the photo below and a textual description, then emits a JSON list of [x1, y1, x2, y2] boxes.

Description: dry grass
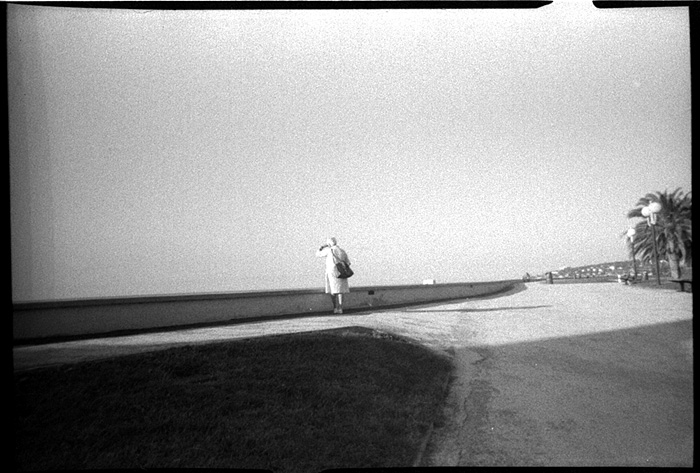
[[14, 327, 452, 472]]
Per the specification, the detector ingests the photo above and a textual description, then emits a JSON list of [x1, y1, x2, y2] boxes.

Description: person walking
[[316, 237, 351, 314]]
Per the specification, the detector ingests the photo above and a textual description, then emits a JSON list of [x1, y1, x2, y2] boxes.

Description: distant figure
[[522, 272, 531, 282], [316, 237, 351, 314]]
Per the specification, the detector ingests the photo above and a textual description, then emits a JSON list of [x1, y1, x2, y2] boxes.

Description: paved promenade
[[13, 282, 693, 467]]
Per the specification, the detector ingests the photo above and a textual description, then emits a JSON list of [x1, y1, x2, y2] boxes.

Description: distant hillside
[[542, 260, 692, 280]]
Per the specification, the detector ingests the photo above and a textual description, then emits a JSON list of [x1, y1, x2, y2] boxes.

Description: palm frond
[[626, 189, 692, 274]]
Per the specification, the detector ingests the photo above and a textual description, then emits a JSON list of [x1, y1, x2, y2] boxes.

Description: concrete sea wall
[[13, 280, 518, 341]]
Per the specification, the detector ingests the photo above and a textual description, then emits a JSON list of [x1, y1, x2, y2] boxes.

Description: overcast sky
[[9, 3, 692, 301]]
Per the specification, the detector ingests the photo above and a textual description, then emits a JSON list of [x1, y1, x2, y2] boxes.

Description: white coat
[[316, 245, 351, 294]]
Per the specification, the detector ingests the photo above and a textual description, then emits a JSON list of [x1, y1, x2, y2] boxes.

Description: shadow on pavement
[[382, 282, 530, 314], [426, 318, 693, 467], [406, 305, 551, 313]]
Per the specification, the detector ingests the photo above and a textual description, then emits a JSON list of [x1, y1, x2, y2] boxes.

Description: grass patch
[[14, 328, 452, 472]]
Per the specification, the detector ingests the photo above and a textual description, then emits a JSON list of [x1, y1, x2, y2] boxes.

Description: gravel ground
[[13, 282, 693, 467]]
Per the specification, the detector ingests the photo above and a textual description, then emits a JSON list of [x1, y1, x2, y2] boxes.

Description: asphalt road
[[13, 282, 693, 467]]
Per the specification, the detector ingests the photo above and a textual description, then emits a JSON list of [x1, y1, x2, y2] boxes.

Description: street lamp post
[[626, 227, 637, 281], [641, 202, 663, 285]]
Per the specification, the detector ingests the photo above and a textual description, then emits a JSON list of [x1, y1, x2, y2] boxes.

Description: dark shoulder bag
[[331, 248, 354, 279]]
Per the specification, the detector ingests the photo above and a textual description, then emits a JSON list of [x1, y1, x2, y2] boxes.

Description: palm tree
[[625, 188, 692, 280]]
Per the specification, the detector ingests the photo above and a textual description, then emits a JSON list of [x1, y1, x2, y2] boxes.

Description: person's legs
[[336, 294, 343, 313], [330, 294, 338, 313]]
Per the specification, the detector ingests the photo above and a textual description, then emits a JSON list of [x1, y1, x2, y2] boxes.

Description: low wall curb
[[13, 280, 521, 341]]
